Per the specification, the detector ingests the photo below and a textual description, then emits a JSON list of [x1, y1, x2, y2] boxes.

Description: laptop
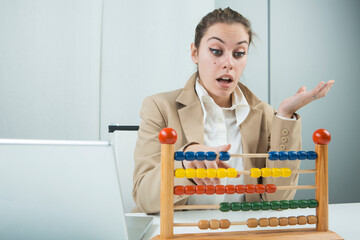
[[0, 138, 152, 240]]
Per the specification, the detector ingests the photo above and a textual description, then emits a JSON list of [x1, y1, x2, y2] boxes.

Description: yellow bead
[[174, 168, 185, 178], [261, 168, 272, 177], [196, 168, 207, 178], [185, 168, 196, 178], [207, 168, 217, 178], [281, 168, 291, 177], [250, 168, 261, 178], [227, 168, 237, 178], [217, 168, 227, 178], [271, 168, 281, 177]]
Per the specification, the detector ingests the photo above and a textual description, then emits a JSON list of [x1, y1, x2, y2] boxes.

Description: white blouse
[[187, 79, 250, 205]]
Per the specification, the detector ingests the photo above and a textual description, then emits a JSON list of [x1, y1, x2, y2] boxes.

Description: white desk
[[127, 203, 359, 240]]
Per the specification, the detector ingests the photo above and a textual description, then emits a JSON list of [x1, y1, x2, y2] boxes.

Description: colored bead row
[[250, 168, 291, 178], [198, 219, 231, 230], [247, 215, 317, 228], [268, 151, 317, 160], [174, 184, 277, 195], [219, 199, 318, 212], [174, 168, 237, 178], [174, 151, 230, 161]]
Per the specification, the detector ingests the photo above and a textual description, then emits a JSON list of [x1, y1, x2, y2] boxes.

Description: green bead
[[231, 202, 242, 211], [289, 200, 299, 209], [271, 201, 280, 210], [261, 201, 271, 210], [220, 202, 231, 212], [242, 202, 251, 211], [251, 202, 261, 211], [280, 200, 290, 209], [308, 199, 318, 208], [299, 200, 309, 208]]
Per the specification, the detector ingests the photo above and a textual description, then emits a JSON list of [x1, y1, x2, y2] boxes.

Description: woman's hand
[[277, 80, 335, 118], [183, 144, 238, 185]]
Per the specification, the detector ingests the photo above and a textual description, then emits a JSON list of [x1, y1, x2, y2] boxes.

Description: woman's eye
[[209, 48, 222, 56], [234, 51, 246, 58]]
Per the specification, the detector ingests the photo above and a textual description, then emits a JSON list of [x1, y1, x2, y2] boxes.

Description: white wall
[[0, 0, 101, 140], [99, 0, 214, 139]]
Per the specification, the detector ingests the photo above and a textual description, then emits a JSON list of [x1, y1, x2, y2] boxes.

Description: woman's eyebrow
[[207, 37, 248, 45]]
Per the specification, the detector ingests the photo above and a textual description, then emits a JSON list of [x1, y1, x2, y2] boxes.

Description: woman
[[132, 8, 334, 214]]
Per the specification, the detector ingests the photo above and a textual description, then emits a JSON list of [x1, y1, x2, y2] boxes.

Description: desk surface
[[127, 202, 359, 240]]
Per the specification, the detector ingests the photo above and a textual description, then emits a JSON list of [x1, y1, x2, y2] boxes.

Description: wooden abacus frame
[[152, 129, 342, 239]]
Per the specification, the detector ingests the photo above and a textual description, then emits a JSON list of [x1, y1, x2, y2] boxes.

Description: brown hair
[[194, 7, 253, 48]]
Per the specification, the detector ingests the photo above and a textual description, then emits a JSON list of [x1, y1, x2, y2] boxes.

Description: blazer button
[[280, 144, 286, 150], [281, 137, 288, 143], [282, 129, 289, 136]]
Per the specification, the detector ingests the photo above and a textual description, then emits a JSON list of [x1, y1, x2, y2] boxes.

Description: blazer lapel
[[240, 108, 262, 154], [176, 73, 204, 145]]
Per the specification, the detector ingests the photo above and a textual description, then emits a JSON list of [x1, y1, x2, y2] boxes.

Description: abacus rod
[[173, 221, 248, 227], [174, 205, 219, 210], [230, 153, 269, 158], [277, 185, 317, 190]]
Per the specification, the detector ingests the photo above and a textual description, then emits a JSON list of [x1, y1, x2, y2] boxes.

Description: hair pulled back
[[194, 7, 253, 48]]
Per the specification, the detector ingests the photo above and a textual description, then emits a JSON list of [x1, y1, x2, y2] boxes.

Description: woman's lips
[[217, 78, 233, 88]]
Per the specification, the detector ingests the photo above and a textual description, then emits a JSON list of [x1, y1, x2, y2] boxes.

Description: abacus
[[152, 128, 343, 239]]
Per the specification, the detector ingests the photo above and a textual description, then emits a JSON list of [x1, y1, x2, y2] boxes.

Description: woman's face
[[191, 23, 249, 107]]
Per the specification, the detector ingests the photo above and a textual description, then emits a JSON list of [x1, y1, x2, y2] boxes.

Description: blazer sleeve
[[132, 96, 190, 214], [261, 113, 302, 201]]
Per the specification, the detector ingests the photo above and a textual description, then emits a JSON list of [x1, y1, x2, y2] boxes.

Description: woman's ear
[[191, 43, 198, 64]]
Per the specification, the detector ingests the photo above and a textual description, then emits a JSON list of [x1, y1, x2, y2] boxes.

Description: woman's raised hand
[[183, 143, 237, 185], [277, 80, 335, 118]]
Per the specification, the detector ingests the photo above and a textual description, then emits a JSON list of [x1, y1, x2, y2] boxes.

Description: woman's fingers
[[314, 80, 335, 99]]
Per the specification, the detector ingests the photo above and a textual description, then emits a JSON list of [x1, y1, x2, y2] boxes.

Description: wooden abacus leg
[[315, 143, 329, 231], [160, 143, 175, 239]]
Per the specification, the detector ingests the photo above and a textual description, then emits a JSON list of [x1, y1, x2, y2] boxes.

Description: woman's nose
[[222, 54, 234, 70]]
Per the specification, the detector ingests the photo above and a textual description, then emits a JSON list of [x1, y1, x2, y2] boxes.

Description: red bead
[[255, 184, 265, 193], [196, 185, 206, 194], [158, 128, 177, 144], [245, 184, 256, 193], [266, 184, 277, 193], [174, 186, 184, 195], [185, 185, 196, 195], [206, 185, 216, 195], [312, 129, 331, 145], [215, 185, 226, 194], [226, 185, 236, 194], [235, 185, 246, 194]]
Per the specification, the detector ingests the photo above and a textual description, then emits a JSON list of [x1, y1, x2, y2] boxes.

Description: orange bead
[[265, 184, 277, 193], [235, 185, 246, 194], [215, 185, 226, 194], [174, 185, 184, 195], [206, 185, 216, 195], [247, 218, 259, 228], [209, 219, 220, 230], [245, 184, 256, 193], [196, 185, 206, 194], [220, 219, 231, 229], [198, 220, 209, 230], [226, 185, 236, 194], [269, 217, 279, 227], [255, 184, 265, 193], [184, 185, 196, 195]]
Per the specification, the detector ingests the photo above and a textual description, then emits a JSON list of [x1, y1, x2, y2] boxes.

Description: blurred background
[[0, 0, 359, 203]]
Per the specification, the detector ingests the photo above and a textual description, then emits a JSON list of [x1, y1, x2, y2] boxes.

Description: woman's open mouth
[[216, 77, 233, 88]]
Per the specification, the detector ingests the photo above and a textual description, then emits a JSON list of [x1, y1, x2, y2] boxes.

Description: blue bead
[[288, 151, 298, 160], [185, 151, 195, 161], [206, 151, 217, 161], [307, 151, 317, 160], [174, 151, 185, 161], [297, 151, 308, 160], [268, 151, 279, 160], [219, 151, 230, 161], [195, 151, 206, 161], [279, 151, 289, 160]]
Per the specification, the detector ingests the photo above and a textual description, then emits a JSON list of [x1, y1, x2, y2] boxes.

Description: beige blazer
[[133, 73, 301, 214]]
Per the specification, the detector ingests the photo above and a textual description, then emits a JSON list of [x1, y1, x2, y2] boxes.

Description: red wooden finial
[[313, 129, 331, 145], [159, 128, 177, 144]]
